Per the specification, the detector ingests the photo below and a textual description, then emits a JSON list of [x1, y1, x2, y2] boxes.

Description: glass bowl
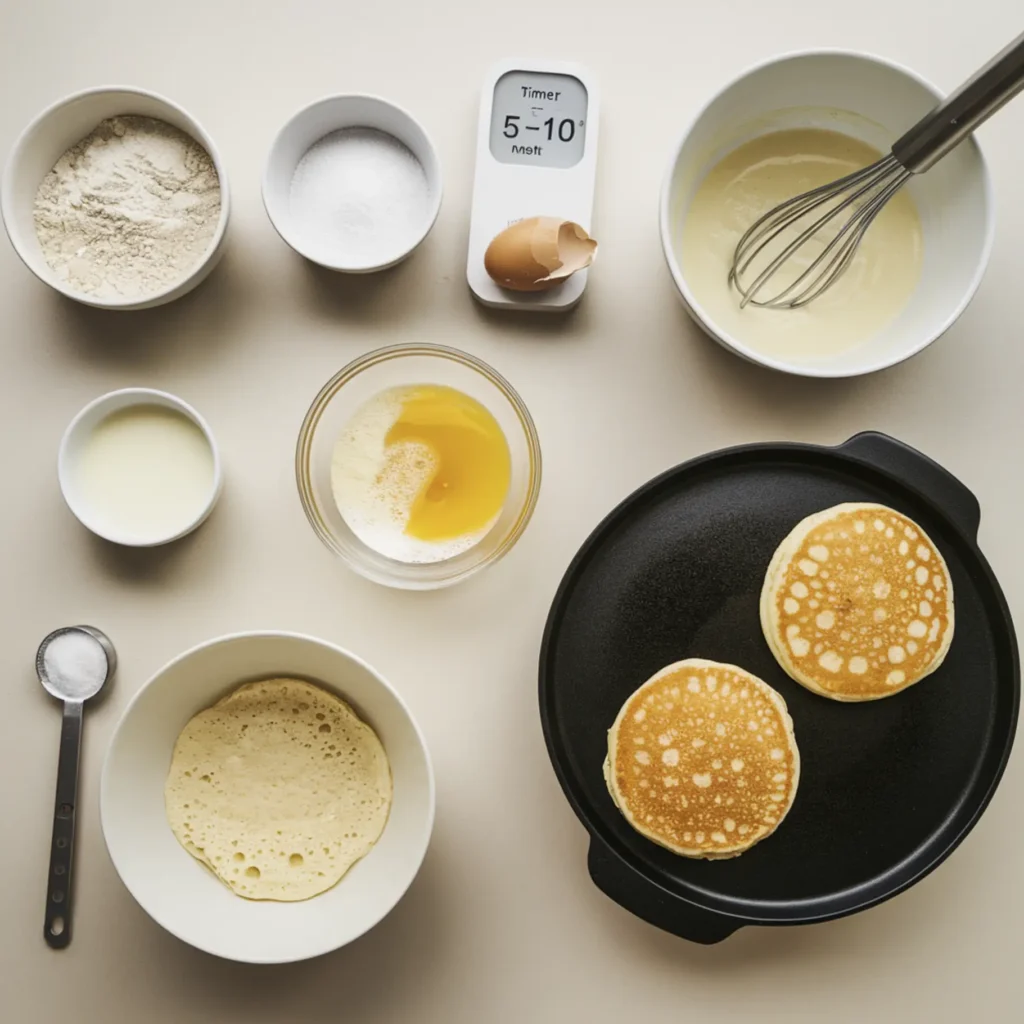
[[296, 344, 542, 589]]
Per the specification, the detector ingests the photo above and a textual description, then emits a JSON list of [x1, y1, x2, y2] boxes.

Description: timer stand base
[[466, 59, 599, 315], [468, 268, 588, 312]]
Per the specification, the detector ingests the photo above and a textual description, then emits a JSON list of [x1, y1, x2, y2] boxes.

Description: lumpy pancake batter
[[165, 678, 392, 901], [681, 129, 922, 363]]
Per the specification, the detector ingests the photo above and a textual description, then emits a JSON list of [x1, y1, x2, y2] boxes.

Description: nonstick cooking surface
[[540, 437, 1018, 924]]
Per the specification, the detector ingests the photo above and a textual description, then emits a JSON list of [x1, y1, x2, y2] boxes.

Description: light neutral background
[[2, 1, 1021, 1021]]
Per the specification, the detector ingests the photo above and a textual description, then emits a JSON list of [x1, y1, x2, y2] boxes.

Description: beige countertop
[[2, 1, 1022, 1020]]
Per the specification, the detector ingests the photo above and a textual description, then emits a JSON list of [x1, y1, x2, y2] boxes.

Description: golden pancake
[[165, 678, 392, 901], [761, 503, 954, 701], [604, 659, 800, 859]]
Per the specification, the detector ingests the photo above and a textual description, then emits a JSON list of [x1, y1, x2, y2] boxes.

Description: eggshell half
[[484, 217, 597, 292]]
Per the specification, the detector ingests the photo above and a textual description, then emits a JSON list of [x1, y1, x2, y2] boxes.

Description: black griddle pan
[[539, 432, 1019, 943]]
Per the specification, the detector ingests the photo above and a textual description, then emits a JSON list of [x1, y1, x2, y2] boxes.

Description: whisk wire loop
[[758, 166, 912, 308], [729, 155, 911, 309], [726, 28, 1024, 311]]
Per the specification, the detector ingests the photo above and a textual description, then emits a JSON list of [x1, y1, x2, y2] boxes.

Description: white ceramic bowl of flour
[[1, 86, 230, 310], [660, 51, 993, 377], [263, 94, 442, 273]]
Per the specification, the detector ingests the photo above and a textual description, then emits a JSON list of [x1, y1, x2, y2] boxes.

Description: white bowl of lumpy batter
[[660, 50, 993, 377], [101, 631, 435, 963]]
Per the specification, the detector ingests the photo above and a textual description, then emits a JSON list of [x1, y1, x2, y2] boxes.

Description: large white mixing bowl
[[660, 50, 994, 377], [101, 632, 435, 963]]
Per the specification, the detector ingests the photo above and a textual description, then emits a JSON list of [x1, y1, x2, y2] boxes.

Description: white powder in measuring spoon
[[42, 631, 108, 700], [288, 128, 431, 266]]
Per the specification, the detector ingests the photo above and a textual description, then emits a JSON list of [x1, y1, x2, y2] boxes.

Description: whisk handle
[[892, 30, 1024, 173]]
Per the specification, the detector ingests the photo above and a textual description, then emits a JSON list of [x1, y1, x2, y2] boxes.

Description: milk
[[71, 405, 216, 543]]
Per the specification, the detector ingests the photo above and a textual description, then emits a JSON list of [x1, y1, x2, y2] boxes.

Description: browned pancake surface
[[767, 505, 953, 698], [607, 660, 798, 857]]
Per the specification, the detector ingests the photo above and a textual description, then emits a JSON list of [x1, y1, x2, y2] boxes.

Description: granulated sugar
[[288, 128, 431, 266], [41, 630, 108, 699]]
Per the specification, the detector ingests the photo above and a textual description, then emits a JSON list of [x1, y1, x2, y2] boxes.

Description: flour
[[288, 128, 431, 266], [33, 116, 221, 300]]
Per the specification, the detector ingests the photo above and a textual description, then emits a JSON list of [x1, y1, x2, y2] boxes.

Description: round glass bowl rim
[[296, 343, 543, 586]]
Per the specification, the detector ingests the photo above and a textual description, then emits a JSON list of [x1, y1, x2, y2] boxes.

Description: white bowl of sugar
[[263, 94, 443, 273], [1, 86, 230, 310]]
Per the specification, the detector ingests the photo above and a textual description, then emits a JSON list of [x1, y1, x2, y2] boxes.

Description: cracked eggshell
[[483, 217, 597, 292]]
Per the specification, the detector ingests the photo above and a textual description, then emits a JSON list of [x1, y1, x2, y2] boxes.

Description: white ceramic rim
[[0, 84, 231, 309], [99, 630, 437, 963], [261, 92, 443, 273], [658, 47, 997, 379], [58, 387, 224, 547]]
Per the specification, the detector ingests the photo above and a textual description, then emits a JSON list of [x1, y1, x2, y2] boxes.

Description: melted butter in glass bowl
[[297, 344, 541, 589]]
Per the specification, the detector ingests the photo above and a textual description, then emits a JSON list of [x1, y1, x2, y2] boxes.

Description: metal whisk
[[730, 31, 1024, 309]]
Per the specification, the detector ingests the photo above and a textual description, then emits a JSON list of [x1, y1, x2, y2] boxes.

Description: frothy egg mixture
[[331, 384, 512, 563]]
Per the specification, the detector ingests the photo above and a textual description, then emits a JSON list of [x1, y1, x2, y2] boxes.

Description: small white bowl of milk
[[59, 389, 222, 547]]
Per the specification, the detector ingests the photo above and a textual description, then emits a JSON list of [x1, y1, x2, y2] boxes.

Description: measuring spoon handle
[[44, 700, 83, 949]]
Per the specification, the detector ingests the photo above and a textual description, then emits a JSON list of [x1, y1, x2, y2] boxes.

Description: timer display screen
[[489, 71, 588, 169]]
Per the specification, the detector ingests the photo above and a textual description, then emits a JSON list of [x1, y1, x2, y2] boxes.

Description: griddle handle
[[587, 840, 743, 945], [839, 432, 981, 539]]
